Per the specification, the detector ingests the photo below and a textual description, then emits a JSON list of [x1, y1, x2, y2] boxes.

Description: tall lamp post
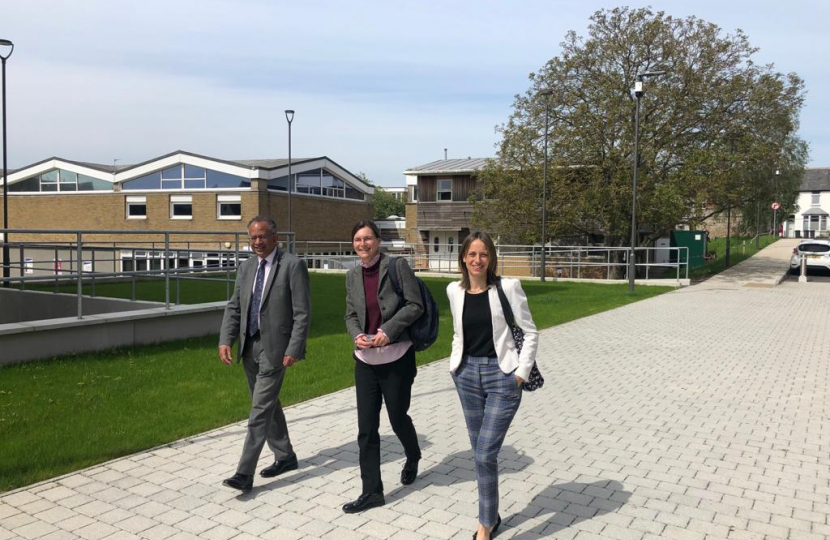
[[629, 69, 665, 293], [284, 109, 294, 252], [539, 89, 554, 282], [1, 39, 14, 288]]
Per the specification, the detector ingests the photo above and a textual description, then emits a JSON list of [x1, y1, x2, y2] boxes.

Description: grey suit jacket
[[219, 248, 311, 368], [345, 254, 424, 344]]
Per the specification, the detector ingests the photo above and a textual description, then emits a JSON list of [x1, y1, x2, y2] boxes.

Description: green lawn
[[0, 273, 671, 492], [689, 234, 778, 280]]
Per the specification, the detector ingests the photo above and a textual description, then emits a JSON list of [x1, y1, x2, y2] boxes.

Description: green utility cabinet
[[670, 230, 708, 270]]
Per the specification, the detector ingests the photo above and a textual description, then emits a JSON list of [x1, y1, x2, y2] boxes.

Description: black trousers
[[354, 346, 421, 495]]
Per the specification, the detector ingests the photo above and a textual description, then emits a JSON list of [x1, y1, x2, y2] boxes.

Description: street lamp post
[[629, 70, 665, 293], [1, 39, 14, 288], [539, 89, 554, 282], [284, 109, 294, 252]]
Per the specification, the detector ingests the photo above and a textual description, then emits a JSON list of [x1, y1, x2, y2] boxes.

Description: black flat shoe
[[222, 473, 253, 492], [400, 458, 419, 486], [471, 514, 501, 540], [342, 492, 385, 514], [260, 454, 298, 478]]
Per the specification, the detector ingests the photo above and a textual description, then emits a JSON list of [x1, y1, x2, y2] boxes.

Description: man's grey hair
[[247, 216, 278, 235]]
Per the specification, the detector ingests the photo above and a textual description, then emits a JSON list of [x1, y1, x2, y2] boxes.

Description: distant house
[[784, 168, 829, 238], [403, 158, 488, 269]]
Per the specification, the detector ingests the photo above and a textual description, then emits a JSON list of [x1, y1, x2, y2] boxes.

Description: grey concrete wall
[[0, 289, 160, 324], [0, 302, 226, 365]]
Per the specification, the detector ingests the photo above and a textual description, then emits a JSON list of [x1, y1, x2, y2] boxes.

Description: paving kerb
[[3, 239, 830, 540]]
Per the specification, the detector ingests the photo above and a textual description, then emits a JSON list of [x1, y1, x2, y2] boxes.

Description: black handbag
[[495, 280, 544, 392]]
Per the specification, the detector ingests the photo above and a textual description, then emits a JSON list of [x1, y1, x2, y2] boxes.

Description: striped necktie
[[248, 259, 267, 336]]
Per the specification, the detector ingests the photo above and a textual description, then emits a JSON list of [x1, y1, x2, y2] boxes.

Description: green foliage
[[474, 7, 808, 247], [0, 273, 669, 492], [373, 186, 405, 220]]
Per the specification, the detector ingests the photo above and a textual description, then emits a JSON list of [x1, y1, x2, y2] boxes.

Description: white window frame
[[126, 195, 147, 219], [437, 178, 453, 202], [170, 195, 193, 220], [812, 192, 821, 206], [217, 194, 242, 220]]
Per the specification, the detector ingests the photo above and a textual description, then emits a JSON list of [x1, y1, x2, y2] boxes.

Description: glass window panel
[[162, 166, 182, 179], [219, 203, 242, 217], [9, 177, 40, 192], [162, 178, 183, 189], [59, 182, 78, 192], [172, 203, 192, 216], [128, 204, 147, 217], [184, 179, 206, 189], [812, 192, 820, 205], [41, 183, 58, 192], [345, 184, 364, 200], [123, 173, 161, 190], [207, 169, 249, 188], [184, 164, 205, 178], [40, 170, 58, 183], [269, 176, 289, 191], [77, 175, 112, 191], [59, 170, 78, 183], [322, 173, 343, 188]]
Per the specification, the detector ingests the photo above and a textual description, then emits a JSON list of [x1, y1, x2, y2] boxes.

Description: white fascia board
[[114, 153, 257, 183], [5, 159, 114, 185], [259, 158, 327, 180], [262, 158, 374, 195], [405, 174, 418, 186]]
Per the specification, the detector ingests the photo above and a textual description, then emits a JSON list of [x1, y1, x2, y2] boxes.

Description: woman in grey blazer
[[447, 231, 538, 540], [342, 220, 425, 513]]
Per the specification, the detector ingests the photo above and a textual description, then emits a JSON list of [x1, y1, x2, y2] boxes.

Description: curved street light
[[1, 39, 14, 287], [285, 109, 294, 251]]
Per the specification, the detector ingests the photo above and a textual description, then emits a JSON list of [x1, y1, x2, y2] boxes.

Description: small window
[[126, 196, 147, 219], [217, 194, 242, 220], [812, 192, 821, 206], [437, 179, 452, 201], [409, 185, 419, 202], [170, 195, 193, 219], [434, 236, 439, 253], [448, 236, 454, 253]]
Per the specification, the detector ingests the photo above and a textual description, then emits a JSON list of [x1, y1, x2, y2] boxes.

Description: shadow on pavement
[[506, 480, 631, 540]]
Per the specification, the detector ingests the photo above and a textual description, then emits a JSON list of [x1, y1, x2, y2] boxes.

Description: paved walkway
[[3, 240, 830, 540]]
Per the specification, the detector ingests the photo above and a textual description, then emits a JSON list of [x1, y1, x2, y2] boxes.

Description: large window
[[217, 194, 242, 220], [268, 168, 364, 201], [170, 195, 193, 219], [437, 178, 452, 201], [9, 169, 111, 193], [126, 196, 147, 219], [123, 165, 249, 190]]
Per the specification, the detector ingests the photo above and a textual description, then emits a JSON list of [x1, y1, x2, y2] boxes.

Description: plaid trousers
[[453, 355, 522, 527]]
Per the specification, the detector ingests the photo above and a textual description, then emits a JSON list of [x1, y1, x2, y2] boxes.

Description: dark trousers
[[354, 346, 421, 495]]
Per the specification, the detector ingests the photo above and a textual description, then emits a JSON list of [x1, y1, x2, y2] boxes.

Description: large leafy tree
[[473, 7, 807, 246]]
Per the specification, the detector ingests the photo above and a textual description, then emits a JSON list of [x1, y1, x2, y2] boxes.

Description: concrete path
[[2, 240, 829, 540]]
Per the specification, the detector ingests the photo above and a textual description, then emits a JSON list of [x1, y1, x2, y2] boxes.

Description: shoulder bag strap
[[386, 256, 404, 301], [495, 279, 517, 329]]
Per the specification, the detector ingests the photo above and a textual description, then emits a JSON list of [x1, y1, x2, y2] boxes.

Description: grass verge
[[0, 273, 671, 492], [688, 235, 778, 280]]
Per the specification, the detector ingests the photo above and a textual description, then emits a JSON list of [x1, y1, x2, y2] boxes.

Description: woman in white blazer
[[446, 231, 538, 540]]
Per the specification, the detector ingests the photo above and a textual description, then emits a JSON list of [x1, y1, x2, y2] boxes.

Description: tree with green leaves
[[372, 187, 405, 220], [473, 7, 807, 250]]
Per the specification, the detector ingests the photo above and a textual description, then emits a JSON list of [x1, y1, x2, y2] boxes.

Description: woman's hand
[[355, 335, 374, 349], [515, 375, 524, 387], [371, 331, 390, 348]]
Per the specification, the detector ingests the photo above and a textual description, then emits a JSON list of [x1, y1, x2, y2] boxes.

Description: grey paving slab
[[3, 241, 830, 539]]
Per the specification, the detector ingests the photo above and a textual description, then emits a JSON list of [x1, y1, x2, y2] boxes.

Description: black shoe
[[260, 454, 298, 478], [400, 458, 419, 485], [222, 473, 253, 492], [471, 515, 501, 540], [342, 492, 385, 514]]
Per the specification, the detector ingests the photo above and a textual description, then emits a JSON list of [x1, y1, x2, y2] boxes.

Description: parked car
[[790, 240, 830, 273]]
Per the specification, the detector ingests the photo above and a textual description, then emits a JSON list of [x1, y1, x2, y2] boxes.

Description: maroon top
[[362, 257, 382, 335]]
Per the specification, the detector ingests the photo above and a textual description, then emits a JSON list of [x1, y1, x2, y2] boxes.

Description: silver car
[[790, 240, 830, 273]]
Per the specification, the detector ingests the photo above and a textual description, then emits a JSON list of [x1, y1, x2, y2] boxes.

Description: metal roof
[[800, 168, 830, 191], [404, 158, 489, 175]]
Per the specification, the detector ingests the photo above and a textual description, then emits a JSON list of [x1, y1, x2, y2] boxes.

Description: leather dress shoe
[[222, 473, 253, 492], [260, 454, 298, 478], [342, 492, 385, 514], [400, 458, 419, 485]]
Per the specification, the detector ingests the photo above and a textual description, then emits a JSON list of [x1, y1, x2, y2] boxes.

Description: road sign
[[771, 201, 781, 210]]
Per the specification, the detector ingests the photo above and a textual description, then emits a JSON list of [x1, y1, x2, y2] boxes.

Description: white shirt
[[250, 249, 278, 329]]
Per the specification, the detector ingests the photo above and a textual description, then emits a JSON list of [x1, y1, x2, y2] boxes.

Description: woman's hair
[[458, 231, 499, 290], [351, 220, 381, 240]]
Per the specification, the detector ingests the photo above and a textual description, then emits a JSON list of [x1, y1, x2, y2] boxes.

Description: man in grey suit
[[219, 216, 311, 492]]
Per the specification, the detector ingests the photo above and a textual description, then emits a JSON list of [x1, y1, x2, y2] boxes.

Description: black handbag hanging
[[495, 280, 544, 392]]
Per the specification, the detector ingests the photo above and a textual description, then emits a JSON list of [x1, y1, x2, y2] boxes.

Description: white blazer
[[446, 277, 539, 381]]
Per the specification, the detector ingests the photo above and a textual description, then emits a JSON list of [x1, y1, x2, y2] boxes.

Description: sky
[[1, 0, 827, 186]]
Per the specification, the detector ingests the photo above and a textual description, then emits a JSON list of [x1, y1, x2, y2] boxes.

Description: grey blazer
[[219, 248, 311, 367], [345, 254, 424, 344]]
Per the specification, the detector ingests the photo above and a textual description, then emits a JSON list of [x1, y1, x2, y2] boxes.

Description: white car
[[790, 240, 830, 273]]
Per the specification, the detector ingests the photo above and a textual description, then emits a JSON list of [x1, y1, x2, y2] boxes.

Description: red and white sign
[[771, 201, 781, 211]]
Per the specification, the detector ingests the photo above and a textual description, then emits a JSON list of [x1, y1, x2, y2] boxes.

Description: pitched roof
[[800, 168, 830, 191], [404, 158, 489, 174]]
